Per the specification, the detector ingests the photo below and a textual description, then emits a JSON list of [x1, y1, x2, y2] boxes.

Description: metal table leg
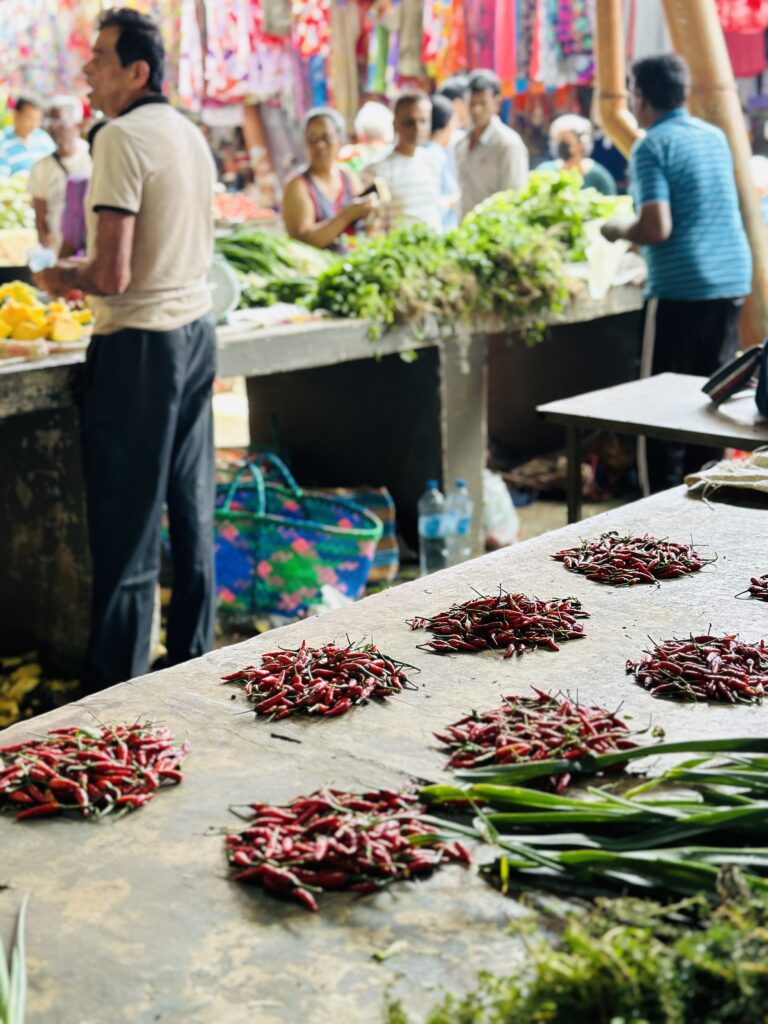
[[566, 424, 582, 523]]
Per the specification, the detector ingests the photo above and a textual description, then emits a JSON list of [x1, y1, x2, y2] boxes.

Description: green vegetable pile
[[469, 170, 633, 262], [215, 228, 336, 307], [218, 170, 628, 338], [424, 735, 768, 901], [385, 883, 768, 1024], [0, 174, 34, 231]]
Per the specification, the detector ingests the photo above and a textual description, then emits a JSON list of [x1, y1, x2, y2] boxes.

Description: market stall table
[[537, 371, 768, 523], [1, 486, 766, 1023]]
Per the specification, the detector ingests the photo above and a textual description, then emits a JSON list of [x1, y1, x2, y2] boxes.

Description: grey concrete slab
[[1, 487, 766, 1023]]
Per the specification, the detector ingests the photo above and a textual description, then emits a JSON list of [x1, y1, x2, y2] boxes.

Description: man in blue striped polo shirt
[[602, 54, 752, 492], [0, 96, 54, 176]]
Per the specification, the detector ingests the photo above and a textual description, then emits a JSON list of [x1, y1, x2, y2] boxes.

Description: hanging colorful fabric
[[495, 0, 517, 95], [262, 0, 292, 36], [308, 54, 330, 105], [329, 0, 361, 129], [204, 0, 250, 102], [716, 0, 768, 34], [292, 0, 332, 59], [398, 0, 425, 78], [465, 0, 496, 71]]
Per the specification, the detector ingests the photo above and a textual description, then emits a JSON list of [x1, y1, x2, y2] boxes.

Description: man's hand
[[601, 220, 628, 244], [33, 259, 84, 298]]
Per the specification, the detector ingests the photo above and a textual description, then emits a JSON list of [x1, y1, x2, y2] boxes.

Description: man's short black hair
[[437, 75, 469, 102], [99, 7, 165, 94], [15, 96, 43, 114], [394, 91, 429, 118], [430, 94, 454, 134], [632, 53, 689, 111], [468, 69, 501, 97]]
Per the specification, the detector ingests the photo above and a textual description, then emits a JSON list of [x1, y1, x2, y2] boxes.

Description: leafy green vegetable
[[468, 170, 633, 261], [218, 171, 630, 336], [215, 228, 335, 308], [0, 175, 34, 231], [384, 884, 768, 1024]]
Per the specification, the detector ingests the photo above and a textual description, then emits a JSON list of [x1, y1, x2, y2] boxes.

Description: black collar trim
[[117, 95, 169, 118]]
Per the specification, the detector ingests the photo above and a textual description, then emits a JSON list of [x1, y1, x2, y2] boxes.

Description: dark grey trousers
[[82, 313, 216, 691]]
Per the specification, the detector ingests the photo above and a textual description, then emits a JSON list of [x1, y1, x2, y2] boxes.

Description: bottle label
[[455, 515, 471, 536], [419, 514, 444, 539]]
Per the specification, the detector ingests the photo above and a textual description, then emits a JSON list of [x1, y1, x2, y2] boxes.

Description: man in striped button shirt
[[0, 96, 54, 176], [602, 53, 751, 492]]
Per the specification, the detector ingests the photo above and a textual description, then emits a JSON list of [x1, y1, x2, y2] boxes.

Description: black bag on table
[[702, 344, 768, 417]]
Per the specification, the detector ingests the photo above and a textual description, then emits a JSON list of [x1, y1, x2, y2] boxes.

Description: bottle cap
[[425, 479, 438, 489], [456, 478, 467, 487]]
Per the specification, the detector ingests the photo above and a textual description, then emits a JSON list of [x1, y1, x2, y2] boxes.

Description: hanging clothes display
[[398, 0, 425, 79], [329, 0, 361, 129], [494, 0, 517, 94], [464, 0, 496, 72], [716, 0, 768, 35], [725, 30, 767, 77], [248, 1, 295, 102], [292, 0, 332, 59], [262, 0, 292, 36], [203, 0, 250, 102]]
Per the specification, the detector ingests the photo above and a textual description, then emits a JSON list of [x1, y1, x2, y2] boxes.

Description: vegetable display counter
[[0, 285, 643, 670], [0, 485, 766, 1023]]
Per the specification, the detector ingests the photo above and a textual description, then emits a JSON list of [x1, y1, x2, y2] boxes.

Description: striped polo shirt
[[629, 109, 751, 301], [0, 126, 55, 175]]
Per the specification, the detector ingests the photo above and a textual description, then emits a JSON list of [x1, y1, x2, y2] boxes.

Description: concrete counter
[[1, 486, 766, 1023]]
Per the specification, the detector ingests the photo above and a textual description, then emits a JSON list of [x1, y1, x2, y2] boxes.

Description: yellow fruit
[[1, 299, 44, 327], [0, 319, 10, 339], [49, 315, 83, 343], [11, 321, 48, 340], [47, 300, 66, 314], [72, 308, 93, 325]]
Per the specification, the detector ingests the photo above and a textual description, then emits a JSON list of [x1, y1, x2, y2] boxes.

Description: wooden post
[[594, 0, 643, 158], [660, 0, 768, 344]]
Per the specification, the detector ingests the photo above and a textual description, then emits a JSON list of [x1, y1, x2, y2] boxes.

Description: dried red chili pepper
[[435, 688, 637, 786], [552, 531, 711, 586], [226, 787, 470, 912], [408, 589, 588, 657], [0, 722, 189, 820], [223, 640, 418, 721], [626, 634, 767, 704]]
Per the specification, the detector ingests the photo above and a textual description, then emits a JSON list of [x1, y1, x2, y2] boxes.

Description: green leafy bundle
[[310, 223, 475, 336], [215, 228, 335, 308], [0, 175, 34, 232], [469, 170, 632, 261]]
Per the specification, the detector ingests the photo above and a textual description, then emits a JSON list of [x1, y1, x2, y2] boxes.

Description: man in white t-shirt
[[34, 9, 217, 692], [28, 96, 92, 256], [361, 93, 442, 233]]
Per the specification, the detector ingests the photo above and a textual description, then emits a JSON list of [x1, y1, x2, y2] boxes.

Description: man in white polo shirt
[[35, 7, 217, 691], [455, 70, 529, 219], [361, 92, 442, 233]]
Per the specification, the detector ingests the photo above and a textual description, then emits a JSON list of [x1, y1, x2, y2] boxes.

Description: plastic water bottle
[[445, 478, 474, 566], [418, 480, 448, 576]]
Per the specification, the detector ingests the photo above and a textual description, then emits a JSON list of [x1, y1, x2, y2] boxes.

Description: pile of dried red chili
[[747, 574, 768, 601], [408, 590, 588, 657], [0, 721, 188, 820], [223, 640, 417, 720], [434, 688, 637, 790], [552, 531, 708, 585], [226, 788, 470, 911], [626, 634, 768, 704]]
